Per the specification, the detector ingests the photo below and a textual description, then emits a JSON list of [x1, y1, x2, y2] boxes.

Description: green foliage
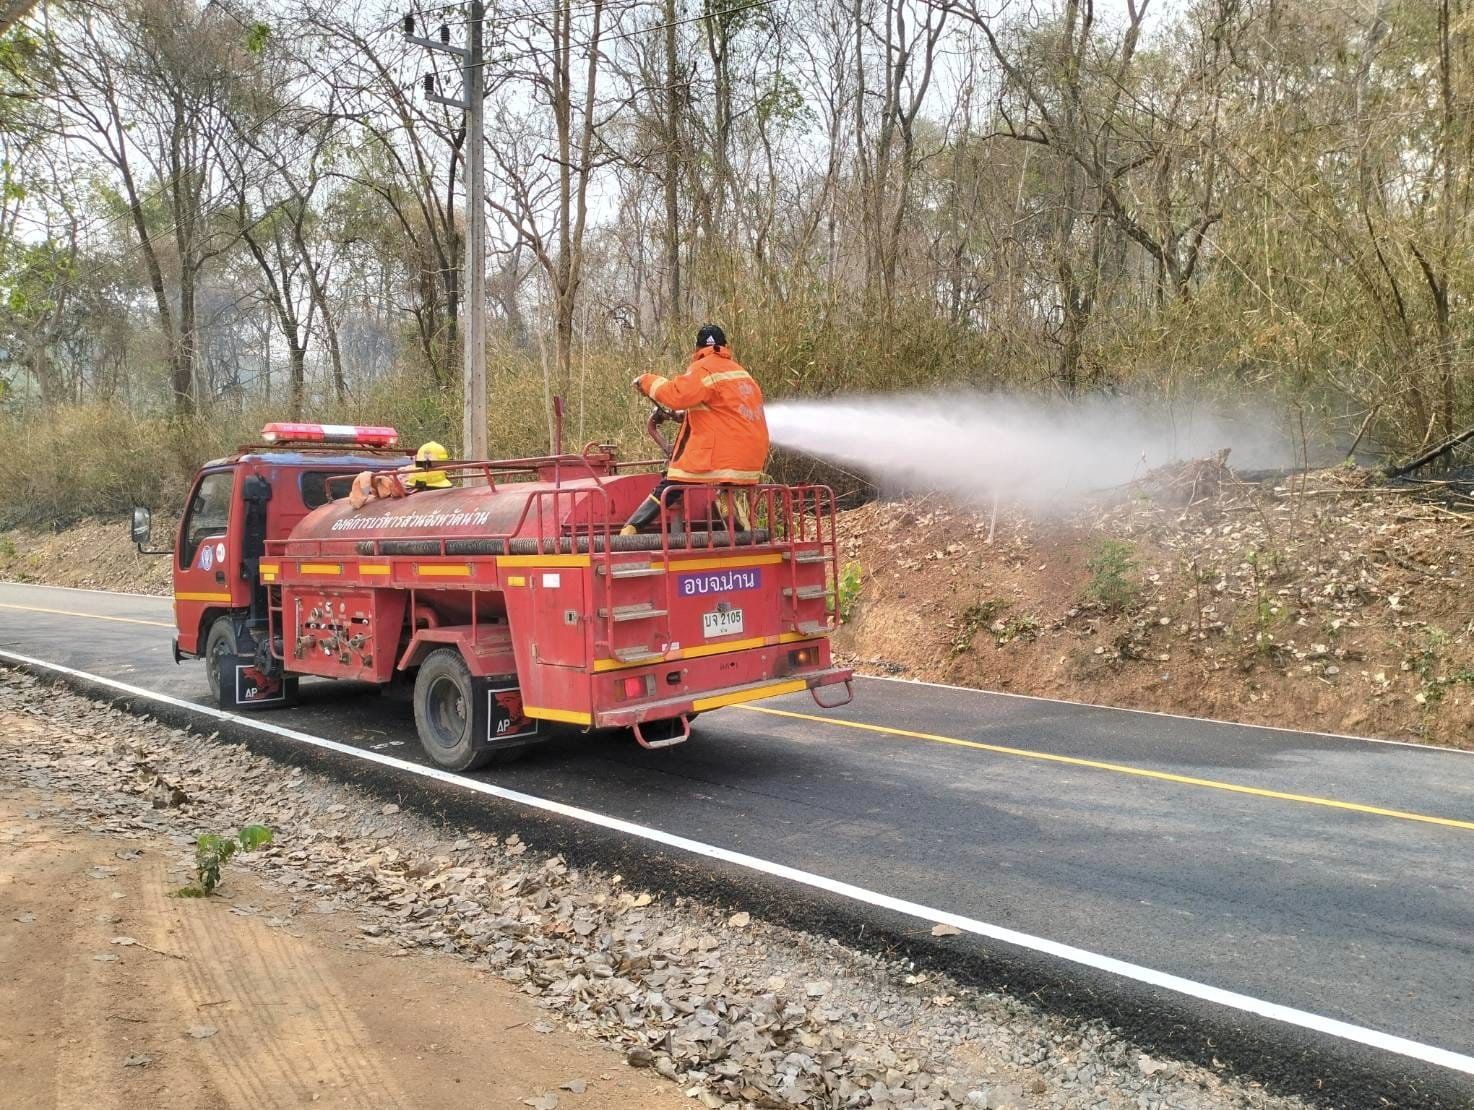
[[995, 613, 1039, 646], [837, 561, 862, 622], [1085, 540, 1139, 612], [1243, 548, 1284, 658], [175, 824, 273, 898], [951, 599, 1040, 656], [950, 598, 1006, 657], [1410, 626, 1474, 708], [245, 22, 271, 55]]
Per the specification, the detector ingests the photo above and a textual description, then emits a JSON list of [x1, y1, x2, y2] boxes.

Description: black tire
[[412, 649, 530, 772], [204, 617, 237, 707]]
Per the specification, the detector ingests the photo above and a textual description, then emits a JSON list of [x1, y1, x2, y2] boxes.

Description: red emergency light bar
[[260, 422, 399, 448]]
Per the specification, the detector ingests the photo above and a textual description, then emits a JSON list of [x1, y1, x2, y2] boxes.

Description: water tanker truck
[[134, 420, 853, 771]]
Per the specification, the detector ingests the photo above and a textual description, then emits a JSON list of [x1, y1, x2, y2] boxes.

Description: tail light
[[789, 647, 818, 668], [622, 675, 655, 699]]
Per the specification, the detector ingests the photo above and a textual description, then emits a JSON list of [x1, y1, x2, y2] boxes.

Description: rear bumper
[[594, 664, 852, 728]]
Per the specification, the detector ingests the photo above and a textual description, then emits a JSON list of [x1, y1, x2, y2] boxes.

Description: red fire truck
[[134, 420, 852, 771]]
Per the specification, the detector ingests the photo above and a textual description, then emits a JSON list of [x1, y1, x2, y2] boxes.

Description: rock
[[558, 1079, 587, 1094], [122, 1053, 152, 1067], [187, 1024, 218, 1039], [626, 1045, 655, 1068], [727, 911, 750, 928], [804, 980, 830, 998], [1136, 1053, 1169, 1077], [930, 923, 962, 937], [985, 1085, 1025, 1110]]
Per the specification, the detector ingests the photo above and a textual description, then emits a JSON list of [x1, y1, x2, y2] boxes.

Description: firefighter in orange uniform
[[622, 324, 769, 535]]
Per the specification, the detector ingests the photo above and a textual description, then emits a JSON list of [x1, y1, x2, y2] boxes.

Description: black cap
[[695, 323, 726, 350]]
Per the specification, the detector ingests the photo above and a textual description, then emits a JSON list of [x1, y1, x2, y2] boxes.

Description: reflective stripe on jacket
[[638, 347, 769, 484]]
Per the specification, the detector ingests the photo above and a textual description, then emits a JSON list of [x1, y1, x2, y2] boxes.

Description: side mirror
[[131, 506, 171, 556]]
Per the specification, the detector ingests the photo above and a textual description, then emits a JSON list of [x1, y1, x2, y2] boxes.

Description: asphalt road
[[3, 580, 1473, 1107]]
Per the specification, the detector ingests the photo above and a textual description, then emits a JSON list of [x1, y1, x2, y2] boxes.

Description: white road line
[[858, 673, 1474, 756], [0, 580, 164, 601], [2, 647, 1471, 1078]]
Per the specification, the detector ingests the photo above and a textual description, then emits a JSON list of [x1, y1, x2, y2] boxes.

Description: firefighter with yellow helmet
[[348, 440, 450, 508], [406, 441, 452, 489]]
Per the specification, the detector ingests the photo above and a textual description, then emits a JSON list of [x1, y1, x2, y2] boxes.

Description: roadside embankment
[[0, 517, 172, 595], [834, 465, 1474, 748]]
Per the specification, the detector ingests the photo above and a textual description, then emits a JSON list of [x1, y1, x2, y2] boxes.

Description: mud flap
[[473, 681, 545, 752], [219, 653, 299, 711]]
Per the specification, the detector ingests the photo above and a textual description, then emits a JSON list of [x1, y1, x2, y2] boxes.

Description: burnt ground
[[834, 464, 1474, 749]]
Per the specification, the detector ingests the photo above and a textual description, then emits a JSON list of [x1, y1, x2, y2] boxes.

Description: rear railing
[[650, 483, 840, 641], [267, 481, 841, 661]]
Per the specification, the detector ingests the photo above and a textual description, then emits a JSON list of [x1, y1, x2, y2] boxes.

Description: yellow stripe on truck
[[416, 564, 472, 577], [667, 553, 784, 572], [592, 631, 811, 673], [524, 705, 592, 726], [496, 555, 591, 569], [692, 678, 807, 712], [175, 591, 233, 603]]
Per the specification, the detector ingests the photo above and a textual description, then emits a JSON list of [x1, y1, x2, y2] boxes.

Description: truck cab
[[154, 424, 405, 701]]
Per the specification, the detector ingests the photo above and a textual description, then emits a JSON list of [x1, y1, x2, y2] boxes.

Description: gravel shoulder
[[0, 666, 1305, 1110]]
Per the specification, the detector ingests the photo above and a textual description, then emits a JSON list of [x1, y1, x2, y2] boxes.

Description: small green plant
[[950, 598, 1007, 657], [836, 561, 863, 622], [995, 613, 1039, 646], [0, 536, 14, 558], [1085, 540, 1139, 611], [1244, 549, 1285, 657], [1410, 626, 1474, 708], [175, 824, 273, 897]]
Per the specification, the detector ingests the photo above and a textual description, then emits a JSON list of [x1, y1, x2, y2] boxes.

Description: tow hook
[[811, 679, 853, 709], [632, 714, 692, 749]]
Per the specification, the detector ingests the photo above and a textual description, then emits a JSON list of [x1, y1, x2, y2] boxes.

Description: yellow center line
[[0, 601, 174, 630], [738, 704, 1474, 833]]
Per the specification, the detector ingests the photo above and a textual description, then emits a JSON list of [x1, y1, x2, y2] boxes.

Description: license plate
[[702, 607, 744, 638]]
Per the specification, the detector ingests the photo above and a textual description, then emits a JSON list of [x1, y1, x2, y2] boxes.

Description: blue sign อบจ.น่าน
[[677, 568, 762, 597]]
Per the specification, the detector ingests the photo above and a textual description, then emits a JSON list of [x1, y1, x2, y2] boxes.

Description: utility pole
[[405, 4, 487, 462]]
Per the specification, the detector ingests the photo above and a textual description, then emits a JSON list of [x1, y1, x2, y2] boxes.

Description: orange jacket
[[638, 347, 769, 484]]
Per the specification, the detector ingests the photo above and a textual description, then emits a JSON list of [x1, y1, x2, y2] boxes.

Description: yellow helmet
[[408, 440, 451, 488]]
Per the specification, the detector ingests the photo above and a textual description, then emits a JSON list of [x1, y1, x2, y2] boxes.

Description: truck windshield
[[180, 470, 234, 569]]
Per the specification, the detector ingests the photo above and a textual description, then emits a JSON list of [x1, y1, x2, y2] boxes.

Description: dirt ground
[[0, 782, 687, 1110], [833, 468, 1474, 749], [0, 517, 173, 595]]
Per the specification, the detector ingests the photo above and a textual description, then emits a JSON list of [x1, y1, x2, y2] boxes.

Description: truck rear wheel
[[412, 648, 526, 772]]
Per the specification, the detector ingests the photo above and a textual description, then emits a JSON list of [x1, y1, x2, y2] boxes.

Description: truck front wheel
[[204, 617, 237, 706], [412, 648, 526, 772]]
